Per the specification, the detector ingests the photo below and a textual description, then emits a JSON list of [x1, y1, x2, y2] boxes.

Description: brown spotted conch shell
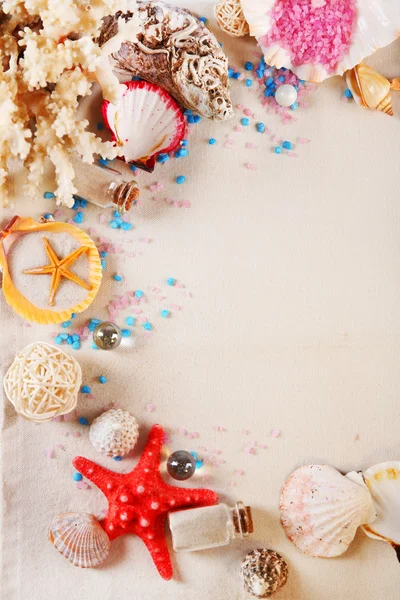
[[345, 63, 394, 116], [99, 1, 234, 121], [0, 216, 102, 324], [49, 513, 111, 568]]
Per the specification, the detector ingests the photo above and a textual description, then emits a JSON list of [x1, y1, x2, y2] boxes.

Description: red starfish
[[73, 424, 218, 580]]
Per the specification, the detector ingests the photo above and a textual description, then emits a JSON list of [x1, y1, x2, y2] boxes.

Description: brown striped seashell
[[49, 513, 111, 568], [345, 63, 394, 116]]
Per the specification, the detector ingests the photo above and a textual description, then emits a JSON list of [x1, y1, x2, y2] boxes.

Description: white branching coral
[[0, 0, 139, 207]]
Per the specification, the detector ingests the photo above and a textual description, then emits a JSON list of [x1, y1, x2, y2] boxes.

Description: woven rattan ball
[[214, 0, 249, 37]]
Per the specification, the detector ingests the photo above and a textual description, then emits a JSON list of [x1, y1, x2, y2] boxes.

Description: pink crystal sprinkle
[[46, 448, 55, 459], [271, 428, 281, 438], [264, 0, 356, 72], [245, 163, 257, 170]]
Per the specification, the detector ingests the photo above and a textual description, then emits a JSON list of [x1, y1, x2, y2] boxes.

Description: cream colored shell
[[362, 462, 400, 555], [89, 408, 139, 457], [49, 513, 110, 568], [3, 342, 82, 423], [280, 465, 376, 558], [345, 63, 393, 116], [240, 0, 400, 82]]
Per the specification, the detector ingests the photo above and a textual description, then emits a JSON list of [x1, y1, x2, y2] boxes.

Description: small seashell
[[102, 80, 186, 172], [280, 465, 376, 558], [240, 549, 288, 598], [49, 513, 111, 568], [99, 1, 234, 120], [90, 408, 139, 457], [214, 0, 250, 38], [362, 461, 400, 561], [345, 63, 394, 116]]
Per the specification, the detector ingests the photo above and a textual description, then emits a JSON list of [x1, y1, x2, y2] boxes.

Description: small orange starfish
[[23, 237, 91, 307]]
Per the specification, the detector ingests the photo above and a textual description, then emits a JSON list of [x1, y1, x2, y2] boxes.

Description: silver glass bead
[[167, 450, 196, 481], [93, 322, 122, 351]]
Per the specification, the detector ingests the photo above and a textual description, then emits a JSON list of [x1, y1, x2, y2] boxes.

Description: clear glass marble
[[169, 502, 253, 552], [167, 451, 196, 481], [93, 322, 122, 350], [69, 154, 139, 213]]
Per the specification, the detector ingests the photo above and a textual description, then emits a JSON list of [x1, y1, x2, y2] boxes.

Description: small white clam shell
[[49, 513, 111, 568], [362, 462, 400, 558], [280, 465, 376, 557], [240, 0, 400, 82]]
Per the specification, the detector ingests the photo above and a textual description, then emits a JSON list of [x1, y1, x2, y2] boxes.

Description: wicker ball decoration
[[3, 342, 82, 423], [89, 409, 139, 457], [214, 0, 249, 37]]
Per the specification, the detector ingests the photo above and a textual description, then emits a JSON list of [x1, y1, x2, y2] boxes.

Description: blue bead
[[176, 176, 186, 184], [184, 109, 193, 116], [113, 274, 122, 281], [43, 213, 53, 219], [282, 141, 292, 150], [143, 322, 152, 331], [121, 329, 131, 338], [61, 321, 72, 328], [167, 278, 176, 286], [66, 337, 73, 345], [100, 251, 108, 258], [344, 88, 353, 99], [71, 199, 80, 210], [274, 146, 282, 154], [73, 211, 83, 224], [299, 79, 306, 85], [44, 191, 55, 199], [79, 199, 88, 208], [99, 375, 107, 384], [228, 67, 234, 78], [199, 16, 206, 23], [130, 164, 137, 172], [113, 211, 121, 218], [209, 138, 217, 145], [81, 386, 91, 394], [181, 139, 188, 147], [278, 75, 285, 82], [161, 310, 170, 318], [245, 61, 253, 71], [113, 456, 122, 461], [54, 336, 63, 344], [73, 472, 83, 481], [187, 114, 195, 123], [101, 259, 106, 270], [131, 76, 142, 81], [121, 222, 133, 231], [60, 333, 69, 340], [126, 316, 135, 326], [110, 220, 119, 229], [71, 313, 76, 319], [98, 157, 108, 166], [241, 118, 249, 126], [294, 85, 299, 91], [97, 122, 104, 131], [135, 289, 144, 297], [157, 153, 169, 163], [115, 217, 124, 225], [79, 417, 88, 426], [232, 72, 240, 80], [175, 148, 188, 157], [92, 342, 99, 350], [245, 79, 253, 87], [72, 334, 80, 342], [256, 122, 265, 133], [91, 319, 102, 324], [291, 102, 299, 110], [266, 77, 274, 86]]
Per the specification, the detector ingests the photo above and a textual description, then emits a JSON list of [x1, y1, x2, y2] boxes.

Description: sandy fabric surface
[[2, 4, 400, 599]]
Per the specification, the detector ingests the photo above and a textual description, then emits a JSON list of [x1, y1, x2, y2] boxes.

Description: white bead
[[275, 84, 298, 107]]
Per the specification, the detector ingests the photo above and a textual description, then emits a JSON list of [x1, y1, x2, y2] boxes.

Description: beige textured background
[[2, 4, 400, 599]]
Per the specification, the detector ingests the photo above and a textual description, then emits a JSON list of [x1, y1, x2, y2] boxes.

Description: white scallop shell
[[362, 462, 400, 557], [280, 465, 376, 557], [49, 513, 110, 568], [89, 408, 139, 457], [240, 0, 400, 82]]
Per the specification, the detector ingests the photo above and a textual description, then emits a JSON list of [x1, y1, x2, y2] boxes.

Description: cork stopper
[[112, 180, 139, 212], [232, 501, 253, 539]]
